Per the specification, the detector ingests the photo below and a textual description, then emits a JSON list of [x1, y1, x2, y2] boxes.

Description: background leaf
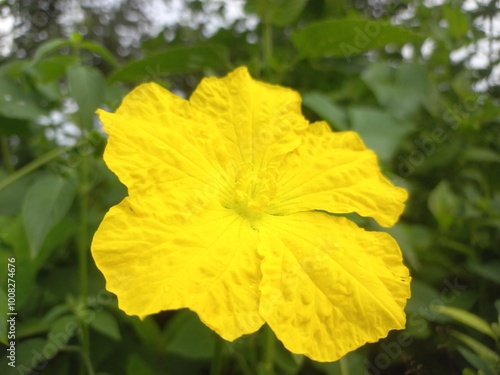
[[245, 0, 307, 26], [292, 19, 424, 58], [109, 45, 230, 83], [22, 175, 78, 257], [67, 65, 106, 129]]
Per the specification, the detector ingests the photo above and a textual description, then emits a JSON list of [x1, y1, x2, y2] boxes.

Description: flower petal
[[91, 193, 265, 340], [258, 212, 410, 362], [189, 67, 308, 169], [269, 122, 407, 227], [97, 83, 234, 197]]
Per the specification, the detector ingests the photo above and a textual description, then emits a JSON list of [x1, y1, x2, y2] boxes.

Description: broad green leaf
[[48, 315, 79, 347], [451, 331, 499, 365], [245, 0, 307, 26], [31, 38, 73, 66], [405, 279, 441, 321], [385, 223, 425, 271], [22, 175, 78, 257], [467, 261, 500, 285], [109, 45, 230, 83], [0, 116, 30, 136], [301, 92, 348, 130], [432, 305, 496, 340], [0, 169, 40, 216], [428, 180, 460, 231], [27, 55, 77, 84], [164, 310, 216, 359], [89, 310, 121, 341], [0, 338, 46, 375], [0, 76, 46, 120], [127, 315, 162, 350], [443, 5, 470, 38], [67, 65, 106, 129], [291, 19, 425, 58], [126, 354, 158, 375], [34, 217, 77, 271], [361, 62, 428, 119], [348, 106, 414, 161]]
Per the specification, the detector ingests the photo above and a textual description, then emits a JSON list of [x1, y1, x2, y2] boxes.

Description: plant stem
[[64, 346, 96, 375], [339, 356, 350, 375], [210, 335, 225, 375], [0, 146, 70, 191], [262, 324, 275, 372], [1, 136, 14, 173], [78, 145, 90, 372]]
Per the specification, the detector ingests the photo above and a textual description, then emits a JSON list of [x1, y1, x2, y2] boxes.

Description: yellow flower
[[92, 67, 410, 362]]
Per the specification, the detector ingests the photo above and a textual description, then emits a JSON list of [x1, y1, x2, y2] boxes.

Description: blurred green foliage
[[0, 0, 499, 374]]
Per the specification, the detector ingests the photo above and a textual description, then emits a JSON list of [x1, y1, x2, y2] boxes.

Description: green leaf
[[457, 347, 497, 375], [126, 354, 158, 375], [30, 38, 73, 65], [127, 315, 162, 350], [0, 169, 39, 216], [432, 305, 496, 340], [245, 0, 307, 26], [81, 41, 121, 68], [361, 62, 429, 119], [0, 116, 30, 136], [428, 180, 460, 231], [22, 175, 78, 258], [0, 76, 46, 120], [0, 338, 46, 375], [109, 45, 230, 83], [348, 106, 414, 161], [291, 19, 425, 59], [164, 310, 216, 359], [463, 148, 500, 163], [467, 261, 500, 285], [443, 5, 470, 39], [89, 310, 121, 341], [301, 92, 348, 131], [48, 315, 79, 347], [67, 65, 106, 129], [27, 55, 77, 84], [451, 330, 499, 365]]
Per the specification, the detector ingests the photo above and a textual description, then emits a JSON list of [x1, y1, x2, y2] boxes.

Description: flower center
[[230, 163, 278, 226]]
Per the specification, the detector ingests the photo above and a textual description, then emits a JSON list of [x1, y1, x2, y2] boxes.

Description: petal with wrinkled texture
[[258, 212, 410, 362], [189, 67, 308, 169], [269, 122, 407, 227], [92, 192, 265, 340], [97, 83, 234, 197]]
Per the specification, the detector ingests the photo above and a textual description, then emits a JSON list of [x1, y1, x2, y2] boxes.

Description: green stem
[[77, 136, 90, 374], [0, 146, 70, 191], [210, 335, 225, 375], [1, 136, 14, 173], [64, 346, 96, 375], [339, 356, 350, 375], [262, 324, 275, 372]]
